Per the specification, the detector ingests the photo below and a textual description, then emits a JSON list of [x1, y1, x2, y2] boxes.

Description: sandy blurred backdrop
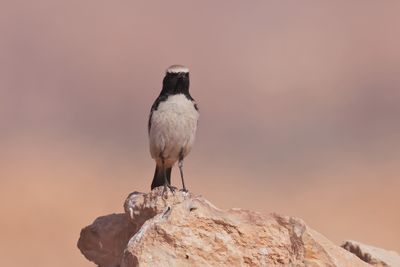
[[1, 1, 400, 266]]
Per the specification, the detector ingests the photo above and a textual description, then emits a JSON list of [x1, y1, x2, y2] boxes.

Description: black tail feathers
[[151, 166, 172, 190]]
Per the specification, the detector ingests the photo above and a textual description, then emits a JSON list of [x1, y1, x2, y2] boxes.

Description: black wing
[[192, 100, 199, 111], [184, 92, 198, 111], [148, 94, 168, 134]]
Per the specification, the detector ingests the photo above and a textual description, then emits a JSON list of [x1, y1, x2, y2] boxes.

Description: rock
[[77, 213, 136, 267], [342, 240, 400, 267], [78, 188, 371, 267]]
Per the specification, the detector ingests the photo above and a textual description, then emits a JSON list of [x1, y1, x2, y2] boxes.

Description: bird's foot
[[162, 183, 177, 197], [180, 187, 188, 193]]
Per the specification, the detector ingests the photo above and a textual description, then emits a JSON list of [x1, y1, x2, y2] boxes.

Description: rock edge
[[77, 188, 395, 267]]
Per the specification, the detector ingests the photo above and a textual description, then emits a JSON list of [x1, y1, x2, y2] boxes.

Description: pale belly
[[149, 94, 199, 167]]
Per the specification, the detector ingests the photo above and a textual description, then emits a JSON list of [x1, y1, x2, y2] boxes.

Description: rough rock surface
[[78, 188, 373, 266], [78, 213, 136, 267], [342, 240, 400, 267]]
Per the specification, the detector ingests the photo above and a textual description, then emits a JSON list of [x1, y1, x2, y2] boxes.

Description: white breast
[[149, 94, 199, 167]]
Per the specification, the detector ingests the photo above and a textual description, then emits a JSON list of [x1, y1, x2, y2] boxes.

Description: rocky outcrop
[[77, 188, 391, 266], [342, 240, 400, 267], [78, 213, 136, 267]]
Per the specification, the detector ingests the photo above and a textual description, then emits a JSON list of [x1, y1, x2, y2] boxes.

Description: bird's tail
[[151, 165, 172, 190]]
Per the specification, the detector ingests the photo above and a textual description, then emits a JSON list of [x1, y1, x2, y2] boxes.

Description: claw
[[180, 187, 188, 193], [162, 182, 177, 197]]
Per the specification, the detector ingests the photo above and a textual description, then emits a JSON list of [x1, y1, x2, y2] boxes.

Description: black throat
[[159, 72, 193, 100], [148, 71, 198, 133]]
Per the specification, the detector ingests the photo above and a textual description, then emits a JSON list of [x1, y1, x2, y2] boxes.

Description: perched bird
[[148, 65, 199, 193]]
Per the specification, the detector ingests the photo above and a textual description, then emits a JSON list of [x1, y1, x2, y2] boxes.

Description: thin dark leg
[[161, 158, 175, 196], [178, 150, 187, 192], [162, 159, 168, 194], [178, 160, 187, 192]]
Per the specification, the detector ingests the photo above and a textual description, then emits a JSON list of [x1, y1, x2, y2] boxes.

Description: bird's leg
[[161, 158, 175, 196], [178, 151, 187, 192]]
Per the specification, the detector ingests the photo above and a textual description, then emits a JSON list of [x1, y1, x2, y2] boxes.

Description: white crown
[[166, 65, 189, 74]]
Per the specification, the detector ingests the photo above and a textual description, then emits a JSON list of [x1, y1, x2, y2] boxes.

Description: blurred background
[[1, 1, 399, 266]]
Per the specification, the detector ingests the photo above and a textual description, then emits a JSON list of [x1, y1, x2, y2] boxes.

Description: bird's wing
[[148, 94, 168, 134], [192, 100, 199, 111]]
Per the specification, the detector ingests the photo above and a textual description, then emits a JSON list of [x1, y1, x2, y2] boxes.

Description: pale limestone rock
[[120, 189, 368, 266], [342, 240, 400, 267], [78, 188, 373, 267], [77, 213, 136, 267]]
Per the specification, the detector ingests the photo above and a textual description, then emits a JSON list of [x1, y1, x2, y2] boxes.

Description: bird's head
[[161, 65, 190, 95]]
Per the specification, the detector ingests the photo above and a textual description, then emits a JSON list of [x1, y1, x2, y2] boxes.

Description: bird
[[148, 65, 199, 193]]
